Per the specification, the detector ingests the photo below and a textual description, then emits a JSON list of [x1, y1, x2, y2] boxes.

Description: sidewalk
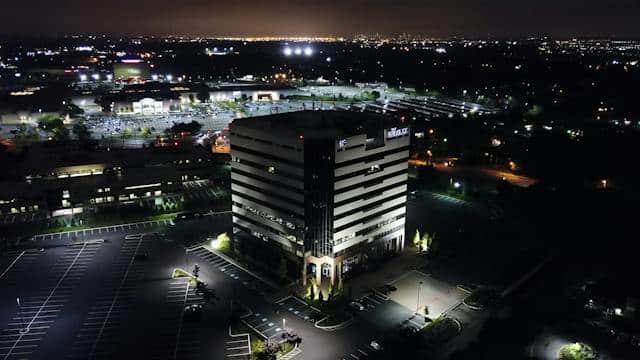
[[348, 246, 426, 299]]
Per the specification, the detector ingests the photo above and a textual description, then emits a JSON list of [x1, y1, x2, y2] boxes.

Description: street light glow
[[294, 47, 302, 55], [283, 47, 292, 56], [304, 46, 313, 56]]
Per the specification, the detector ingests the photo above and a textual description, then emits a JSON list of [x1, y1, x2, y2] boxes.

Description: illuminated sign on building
[[386, 127, 409, 139]]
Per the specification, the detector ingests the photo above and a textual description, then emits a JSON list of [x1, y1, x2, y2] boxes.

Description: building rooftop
[[230, 110, 406, 139]]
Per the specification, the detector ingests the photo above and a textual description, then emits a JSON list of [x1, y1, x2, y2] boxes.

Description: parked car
[[134, 252, 149, 260], [370, 340, 382, 351], [184, 304, 203, 320]]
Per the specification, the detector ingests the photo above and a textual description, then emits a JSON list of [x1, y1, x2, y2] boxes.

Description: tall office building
[[230, 111, 409, 285]]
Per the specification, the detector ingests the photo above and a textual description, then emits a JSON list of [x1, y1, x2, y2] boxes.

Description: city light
[[304, 46, 313, 56], [283, 47, 293, 56], [294, 47, 302, 55], [91, 74, 100, 81], [79, 74, 87, 82]]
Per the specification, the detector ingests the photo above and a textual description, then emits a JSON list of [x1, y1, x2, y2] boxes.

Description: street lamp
[[17, 297, 27, 334], [282, 318, 286, 331], [416, 281, 423, 314]]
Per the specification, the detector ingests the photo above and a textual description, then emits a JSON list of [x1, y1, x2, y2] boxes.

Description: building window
[[62, 190, 70, 199]]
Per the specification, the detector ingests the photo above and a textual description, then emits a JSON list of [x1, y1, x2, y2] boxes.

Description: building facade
[[230, 111, 409, 286]]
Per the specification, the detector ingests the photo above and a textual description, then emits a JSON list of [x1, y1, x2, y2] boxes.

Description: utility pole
[[416, 281, 423, 314]]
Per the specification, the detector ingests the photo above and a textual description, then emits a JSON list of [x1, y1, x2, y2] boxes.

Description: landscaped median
[[462, 287, 498, 311], [421, 316, 462, 348], [314, 312, 354, 331], [244, 326, 300, 360], [172, 267, 203, 285]]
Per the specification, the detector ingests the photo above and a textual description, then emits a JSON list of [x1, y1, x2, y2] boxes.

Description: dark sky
[[1, 0, 639, 38]]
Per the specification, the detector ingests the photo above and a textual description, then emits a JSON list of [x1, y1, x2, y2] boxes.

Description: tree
[[37, 115, 63, 132], [420, 233, 435, 253], [197, 87, 210, 103], [122, 128, 134, 138], [14, 124, 28, 140], [72, 122, 91, 141], [167, 121, 202, 135], [52, 126, 70, 141], [413, 229, 422, 249], [139, 127, 152, 138]]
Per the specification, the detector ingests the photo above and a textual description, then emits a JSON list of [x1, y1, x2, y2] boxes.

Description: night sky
[[1, 0, 639, 38]]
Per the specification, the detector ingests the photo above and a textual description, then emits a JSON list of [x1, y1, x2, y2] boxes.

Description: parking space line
[[2, 243, 94, 360]]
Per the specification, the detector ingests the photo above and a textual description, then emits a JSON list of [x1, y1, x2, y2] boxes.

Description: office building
[[230, 110, 409, 285]]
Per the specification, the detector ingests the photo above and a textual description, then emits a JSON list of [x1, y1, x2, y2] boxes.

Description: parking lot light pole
[[416, 281, 423, 315], [17, 297, 27, 334], [283, 318, 286, 331]]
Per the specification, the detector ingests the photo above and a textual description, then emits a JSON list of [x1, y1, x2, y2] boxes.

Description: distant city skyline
[[1, 0, 640, 38]]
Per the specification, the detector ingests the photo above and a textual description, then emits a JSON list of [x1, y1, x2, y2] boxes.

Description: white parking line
[[0, 251, 25, 280], [87, 236, 144, 358], [2, 243, 91, 360]]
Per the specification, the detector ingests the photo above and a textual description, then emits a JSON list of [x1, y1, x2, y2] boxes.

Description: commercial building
[[0, 143, 224, 224], [230, 111, 410, 285]]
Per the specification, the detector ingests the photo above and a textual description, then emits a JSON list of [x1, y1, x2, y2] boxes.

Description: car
[[349, 301, 365, 311], [134, 252, 149, 260], [382, 284, 397, 293], [174, 211, 202, 222], [370, 340, 382, 351], [183, 304, 203, 320]]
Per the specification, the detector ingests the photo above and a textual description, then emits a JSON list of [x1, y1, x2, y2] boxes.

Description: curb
[[314, 315, 354, 331]]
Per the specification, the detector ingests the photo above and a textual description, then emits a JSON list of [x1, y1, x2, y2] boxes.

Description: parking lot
[[31, 218, 174, 242], [0, 242, 103, 359], [388, 270, 467, 319], [0, 225, 235, 360], [356, 292, 389, 312], [276, 296, 324, 323], [226, 328, 251, 359], [241, 312, 286, 340], [188, 246, 275, 296]]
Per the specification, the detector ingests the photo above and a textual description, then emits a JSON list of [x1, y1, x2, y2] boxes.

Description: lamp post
[[416, 281, 423, 315], [282, 318, 286, 331], [17, 297, 27, 334]]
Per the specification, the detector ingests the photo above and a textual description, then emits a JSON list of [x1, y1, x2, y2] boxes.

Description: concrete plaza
[[389, 270, 467, 318]]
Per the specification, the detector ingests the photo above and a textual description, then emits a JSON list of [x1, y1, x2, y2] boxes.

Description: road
[[433, 163, 538, 188]]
